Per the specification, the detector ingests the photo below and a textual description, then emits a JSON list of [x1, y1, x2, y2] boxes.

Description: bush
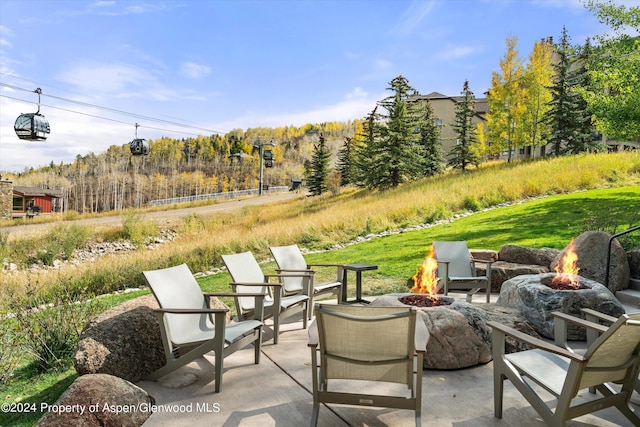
[[0, 313, 21, 382], [122, 210, 159, 247], [9, 289, 106, 373]]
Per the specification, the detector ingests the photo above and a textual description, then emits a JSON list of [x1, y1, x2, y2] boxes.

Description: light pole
[[253, 138, 275, 195]]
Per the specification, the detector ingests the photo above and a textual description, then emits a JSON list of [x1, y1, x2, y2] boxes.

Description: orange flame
[[411, 251, 440, 295], [553, 240, 580, 288]]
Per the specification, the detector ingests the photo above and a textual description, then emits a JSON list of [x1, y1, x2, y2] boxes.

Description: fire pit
[[498, 273, 625, 340], [497, 240, 626, 340], [371, 293, 492, 369]]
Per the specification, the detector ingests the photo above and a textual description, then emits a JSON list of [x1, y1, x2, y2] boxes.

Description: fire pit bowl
[[497, 273, 625, 340], [371, 293, 492, 370]]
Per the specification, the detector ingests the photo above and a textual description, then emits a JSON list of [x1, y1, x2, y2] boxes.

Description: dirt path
[[2, 192, 303, 241]]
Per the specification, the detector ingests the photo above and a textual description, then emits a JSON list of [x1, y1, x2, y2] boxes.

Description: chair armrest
[[154, 308, 228, 314], [264, 273, 312, 280], [207, 292, 266, 297], [308, 319, 319, 347], [230, 281, 283, 287], [488, 320, 585, 362], [581, 308, 617, 324], [276, 268, 315, 274], [308, 263, 345, 268], [470, 258, 495, 264]]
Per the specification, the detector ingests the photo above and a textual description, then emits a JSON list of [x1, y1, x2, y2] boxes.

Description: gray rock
[[482, 305, 541, 354], [497, 273, 625, 340], [551, 231, 630, 292], [75, 294, 231, 382], [628, 248, 640, 279], [470, 249, 498, 262], [477, 261, 549, 292], [35, 374, 153, 427], [371, 293, 492, 369], [499, 244, 560, 268], [74, 294, 165, 382]]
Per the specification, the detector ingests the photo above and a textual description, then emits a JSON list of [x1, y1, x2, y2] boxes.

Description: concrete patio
[[137, 292, 640, 427]]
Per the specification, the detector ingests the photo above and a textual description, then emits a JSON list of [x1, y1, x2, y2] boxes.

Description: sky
[[0, 0, 616, 173]]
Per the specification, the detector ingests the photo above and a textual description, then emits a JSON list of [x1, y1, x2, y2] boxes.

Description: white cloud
[[179, 62, 211, 79], [436, 44, 478, 61]]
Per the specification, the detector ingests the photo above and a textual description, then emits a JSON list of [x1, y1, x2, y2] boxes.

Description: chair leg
[[214, 349, 224, 393], [308, 293, 315, 320], [494, 372, 504, 418], [254, 329, 262, 364], [273, 313, 280, 344], [310, 401, 320, 427]]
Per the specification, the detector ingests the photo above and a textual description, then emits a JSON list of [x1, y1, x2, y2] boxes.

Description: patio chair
[[221, 251, 309, 344], [270, 244, 343, 319], [554, 308, 640, 394], [433, 241, 492, 303], [143, 263, 264, 393], [488, 311, 640, 427], [308, 304, 428, 427]]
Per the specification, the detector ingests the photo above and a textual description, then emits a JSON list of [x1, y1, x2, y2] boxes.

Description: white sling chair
[[143, 263, 264, 393], [221, 251, 309, 344], [270, 244, 343, 319]]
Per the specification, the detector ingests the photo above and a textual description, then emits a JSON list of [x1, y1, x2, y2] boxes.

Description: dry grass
[[1, 152, 638, 307]]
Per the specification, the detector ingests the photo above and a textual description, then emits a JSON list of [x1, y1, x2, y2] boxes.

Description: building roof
[[13, 186, 64, 198]]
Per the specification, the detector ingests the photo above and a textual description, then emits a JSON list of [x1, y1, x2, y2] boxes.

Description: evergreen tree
[[545, 27, 595, 156], [449, 80, 480, 171], [336, 136, 356, 186], [418, 99, 444, 176], [305, 132, 331, 196], [357, 75, 425, 190]]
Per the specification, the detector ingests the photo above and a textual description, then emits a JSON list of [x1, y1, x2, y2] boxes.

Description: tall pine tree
[[545, 27, 595, 156], [449, 80, 480, 171], [336, 136, 356, 186], [305, 132, 331, 196], [356, 76, 425, 190], [418, 98, 444, 176]]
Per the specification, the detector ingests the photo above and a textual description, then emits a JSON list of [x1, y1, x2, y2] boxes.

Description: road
[[1, 191, 302, 241]]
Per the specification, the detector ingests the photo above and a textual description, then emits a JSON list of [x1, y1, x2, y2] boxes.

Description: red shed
[[12, 186, 64, 217]]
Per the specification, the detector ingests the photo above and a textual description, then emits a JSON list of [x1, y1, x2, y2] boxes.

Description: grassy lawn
[[2, 184, 638, 426], [199, 185, 640, 302]]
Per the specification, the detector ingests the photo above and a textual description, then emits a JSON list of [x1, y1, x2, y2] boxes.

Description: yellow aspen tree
[[522, 38, 554, 159], [486, 37, 527, 162]]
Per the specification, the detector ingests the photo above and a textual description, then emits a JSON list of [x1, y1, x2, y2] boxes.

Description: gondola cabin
[[14, 113, 51, 141], [129, 138, 150, 156]]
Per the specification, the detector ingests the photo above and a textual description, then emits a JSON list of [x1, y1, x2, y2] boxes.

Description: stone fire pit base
[[370, 293, 492, 370], [497, 273, 625, 340]]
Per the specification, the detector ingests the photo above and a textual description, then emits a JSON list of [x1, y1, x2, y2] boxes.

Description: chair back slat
[[433, 241, 474, 277], [270, 244, 307, 293], [580, 312, 640, 389], [221, 252, 270, 311], [143, 264, 212, 345], [316, 305, 416, 384]]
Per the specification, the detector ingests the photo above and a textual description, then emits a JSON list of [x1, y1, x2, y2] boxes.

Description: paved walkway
[[138, 294, 639, 427]]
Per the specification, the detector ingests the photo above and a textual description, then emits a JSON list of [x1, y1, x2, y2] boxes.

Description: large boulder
[[477, 261, 549, 292], [482, 305, 541, 353], [498, 244, 560, 267], [74, 294, 166, 382], [551, 231, 630, 292], [628, 248, 640, 279], [497, 273, 625, 340], [35, 374, 153, 427], [75, 294, 232, 382], [371, 294, 492, 369]]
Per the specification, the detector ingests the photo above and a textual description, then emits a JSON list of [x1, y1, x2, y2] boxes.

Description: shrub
[[9, 288, 106, 373], [122, 210, 159, 247], [0, 313, 21, 382]]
